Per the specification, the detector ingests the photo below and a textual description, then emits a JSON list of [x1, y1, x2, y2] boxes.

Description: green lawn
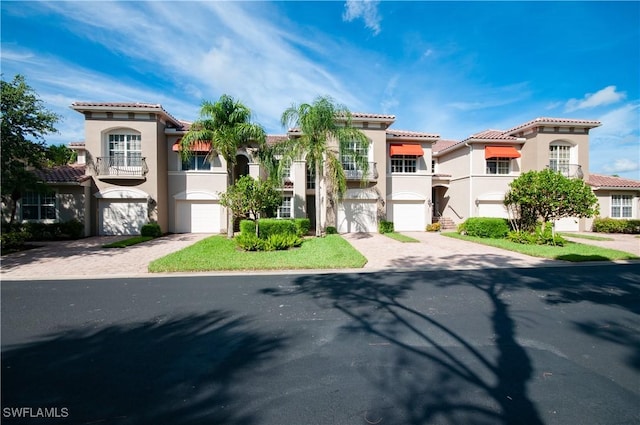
[[383, 232, 420, 243], [559, 233, 615, 241], [443, 232, 638, 262], [148, 234, 367, 272], [103, 236, 154, 248]]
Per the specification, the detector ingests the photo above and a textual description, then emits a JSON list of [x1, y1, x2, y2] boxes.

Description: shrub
[[258, 219, 297, 238], [378, 220, 394, 234], [292, 218, 311, 237], [592, 217, 640, 234], [60, 219, 84, 239], [426, 223, 441, 232], [240, 219, 257, 236], [326, 226, 338, 235], [235, 233, 264, 251], [141, 223, 163, 238], [263, 233, 302, 251], [507, 223, 566, 246], [1, 230, 29, 251], [461, 217, 510, 239]]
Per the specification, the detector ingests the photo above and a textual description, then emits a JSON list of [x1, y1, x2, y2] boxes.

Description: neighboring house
[[13, 103, 639, 235]]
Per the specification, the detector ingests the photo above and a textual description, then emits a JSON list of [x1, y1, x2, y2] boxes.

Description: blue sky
[[2, 1, 639, 179]]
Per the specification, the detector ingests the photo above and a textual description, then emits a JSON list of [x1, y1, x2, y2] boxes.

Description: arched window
[[106, 129, 142, 167], [549, 141, 574, 175]]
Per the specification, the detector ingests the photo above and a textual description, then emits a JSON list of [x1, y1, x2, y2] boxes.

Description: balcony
[[548, 163, 583, 179], [343, 162, 378, 181], [95, 157, 148, 179]]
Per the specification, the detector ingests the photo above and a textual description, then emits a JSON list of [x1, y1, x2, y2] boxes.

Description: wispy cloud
[[602, 158, 639, 174], [565, 85, 626, 112], [343, 0, 381, 35]]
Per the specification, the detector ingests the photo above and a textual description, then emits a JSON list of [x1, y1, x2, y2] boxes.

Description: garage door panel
[[392, 202, 425, 231], [554, 217, 579, 232], [337, 201, 377, 233], [99, 201, 147, 235], [176, 201, 220, 233], [477, 202, 508, 219]]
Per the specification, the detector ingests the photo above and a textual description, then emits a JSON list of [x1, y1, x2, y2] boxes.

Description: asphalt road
[[2, 264, 639, 425]]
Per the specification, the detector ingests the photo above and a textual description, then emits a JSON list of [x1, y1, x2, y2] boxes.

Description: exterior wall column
[[292, 160, 307, 218]]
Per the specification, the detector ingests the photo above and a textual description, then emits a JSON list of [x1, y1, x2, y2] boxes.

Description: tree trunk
[[315, 161, 322, 237]]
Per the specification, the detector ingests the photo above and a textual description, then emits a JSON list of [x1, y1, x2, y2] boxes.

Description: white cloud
[[565, 85, 626, 112], [343, 0, 381, 35], [603, 159, 639, 174]]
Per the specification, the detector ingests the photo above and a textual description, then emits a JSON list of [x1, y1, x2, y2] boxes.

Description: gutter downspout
[[465, 142, 473, 218]]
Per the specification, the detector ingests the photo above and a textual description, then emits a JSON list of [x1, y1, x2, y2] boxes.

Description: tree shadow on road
[[2, 310, 287, 425], [262, 268, 545, 425]]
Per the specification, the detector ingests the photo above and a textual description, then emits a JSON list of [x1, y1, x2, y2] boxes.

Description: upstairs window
[[486, 158, 511, 175], [22, 191, 56, 221], [391, 156, 417, 173], [277, 196, 292, 218], [611, 195, 632, 218], [108, 133, 141, 167], [549, 144, 571, 174], [182, 152, 211, 171], [341, 140, 369, 173]]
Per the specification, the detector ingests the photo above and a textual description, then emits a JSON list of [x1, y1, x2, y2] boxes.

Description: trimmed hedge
[[240, 218, 310, 238], [141, 223, 163, 238], [378, 220, 394, 234], [592, 217, 640, 234], [459, 217, 510, 239], [326, 226, 338, 235]]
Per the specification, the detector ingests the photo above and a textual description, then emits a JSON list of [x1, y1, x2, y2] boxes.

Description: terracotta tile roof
[[432, 139, 459, 153], [466, 129, 519, 140], [350, 112, 396, 120], [69, 141, 85, 148], [267, 135, 289, 146], [386, 129, 440, 139], [506, 117, 601, 134], [34, 165, 88, 183], [71, 102, 184, 128], [588, 174, 640, 188]]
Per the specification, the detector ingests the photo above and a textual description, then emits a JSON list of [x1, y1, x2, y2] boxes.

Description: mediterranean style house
[[15, 102, 640, 236]]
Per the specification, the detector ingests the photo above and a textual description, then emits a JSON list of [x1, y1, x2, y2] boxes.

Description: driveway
[[1, 231, 637, 280]]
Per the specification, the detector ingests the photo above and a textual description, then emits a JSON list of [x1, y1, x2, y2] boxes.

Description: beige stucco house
[[13, 103, 640, 235]]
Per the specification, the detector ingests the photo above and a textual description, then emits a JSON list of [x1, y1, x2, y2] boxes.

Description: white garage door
[[554, 217, 579, 232], [337, 201, 377, 233], [392, 202, 425, 231], [477, 202, 508, 218], [99, 200, 147, 235], [176, 201, 220, 233]]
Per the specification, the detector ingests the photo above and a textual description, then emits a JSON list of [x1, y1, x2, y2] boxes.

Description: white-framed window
[[391, 156, 417, 173], [340, 140, 368, 172], [432, 160, 436, 174], [21, 191, 56, 221], [181, 152, 211, 171], [549, 144, 571, 174], [306, 166, 315, 189], [611, 194, 632, 218], [108, 133, 142, 167], [486, 158, 511, 175], [277, 196, 292, 218]]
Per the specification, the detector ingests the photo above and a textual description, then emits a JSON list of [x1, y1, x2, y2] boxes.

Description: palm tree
[[181, 95, 266, 238], [278, 96, 369, 237]]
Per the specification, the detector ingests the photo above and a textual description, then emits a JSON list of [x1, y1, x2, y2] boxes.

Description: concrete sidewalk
[[1, 231, 637, 281]]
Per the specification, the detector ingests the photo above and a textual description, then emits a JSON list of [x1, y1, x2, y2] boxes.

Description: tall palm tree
[[181, 95, 266, 238], [278, 96, 369, 237]]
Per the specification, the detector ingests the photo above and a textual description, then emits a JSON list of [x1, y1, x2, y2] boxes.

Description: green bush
[[235, 233, 264, 251], [460, 217, 510, 239], [326, 226, 338, 235], [592, 217, 640, 234], [263, 233, 302, 251], [507, 223, 566, 246], [60, 219, 84, 239], [141, 223, 163, 238], [1, 230, 29, 251], [256, 219, 297, 238], [292, 218, 311, 237], [378, 220, 394, 234]]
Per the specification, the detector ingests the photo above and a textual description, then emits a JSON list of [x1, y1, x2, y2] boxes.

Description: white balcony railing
[[549, 163, 583, 179], [95, 157, 148, 177], [343, 162, 378, 180]]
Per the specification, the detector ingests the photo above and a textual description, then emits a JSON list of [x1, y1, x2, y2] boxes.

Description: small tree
[[1, 75, 60, 223], [219, 175, 281, 236], [504, 169, 599, 235], [46, 144, 77, 166]]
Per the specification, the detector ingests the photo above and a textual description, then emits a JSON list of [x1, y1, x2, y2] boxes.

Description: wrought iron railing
[[95, 157, 148, 177], [548, 163, 583, 179], [343, 162, 378, 180]]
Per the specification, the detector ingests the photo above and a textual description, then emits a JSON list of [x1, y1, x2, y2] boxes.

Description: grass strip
[[559, 233, 614, 241], [149, 234, 367, 272], [103, 236, 154, 248], [384, 232, 420, 243], [442, 232, 638, 262]]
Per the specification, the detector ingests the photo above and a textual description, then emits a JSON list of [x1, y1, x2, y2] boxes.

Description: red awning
[[389, 144, 424, 156], [485, 146, 521, 159], [172, 140, 212, 152]]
